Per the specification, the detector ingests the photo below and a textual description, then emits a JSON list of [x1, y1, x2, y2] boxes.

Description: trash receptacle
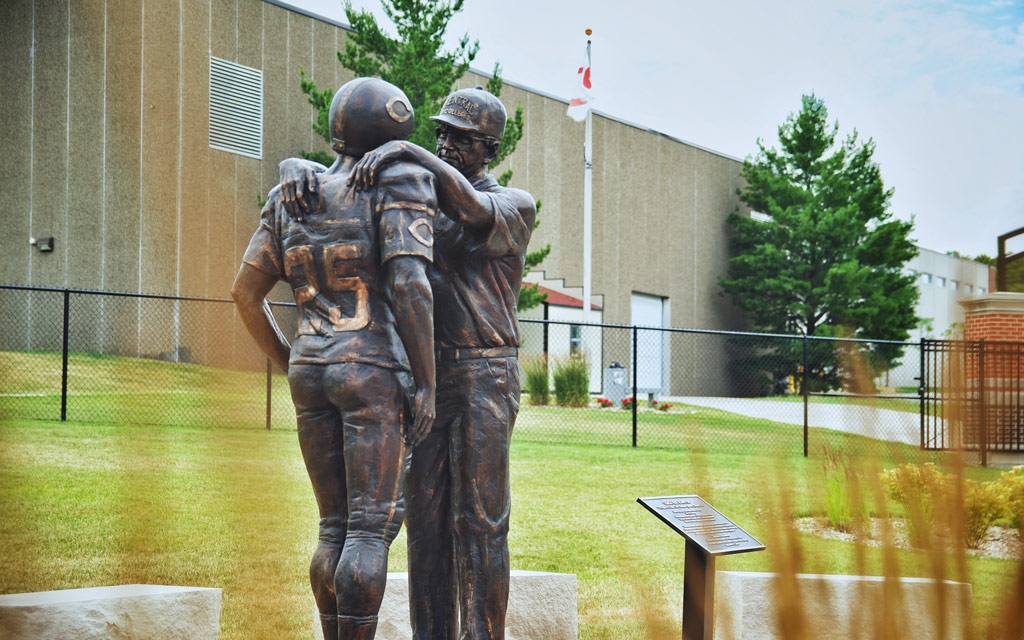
[[603, 361, 628, 404]]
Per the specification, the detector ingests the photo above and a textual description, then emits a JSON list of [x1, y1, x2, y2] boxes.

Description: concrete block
[[0, 584, 222, 640], [315, 570, 577, 640], [714, 571, 971, 640]]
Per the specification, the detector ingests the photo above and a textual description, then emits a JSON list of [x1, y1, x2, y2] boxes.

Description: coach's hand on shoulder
[[349, 141, 414, 191], [278, 158, 321, 220]]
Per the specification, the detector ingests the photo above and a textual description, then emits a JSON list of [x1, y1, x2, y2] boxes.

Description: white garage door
[[631, 293, 667, 391]]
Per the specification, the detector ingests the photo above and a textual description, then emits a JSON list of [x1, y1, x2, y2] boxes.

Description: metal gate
[[922, 338, 1024, 464]]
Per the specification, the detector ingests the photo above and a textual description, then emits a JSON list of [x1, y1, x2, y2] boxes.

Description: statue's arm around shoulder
[[350, 141, 496, 229]]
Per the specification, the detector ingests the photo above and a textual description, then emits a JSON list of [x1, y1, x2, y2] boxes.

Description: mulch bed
[[794, 517, 1022, 560]]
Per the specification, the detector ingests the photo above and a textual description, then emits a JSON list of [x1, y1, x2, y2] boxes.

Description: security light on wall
[[29, 237, 54, 252]]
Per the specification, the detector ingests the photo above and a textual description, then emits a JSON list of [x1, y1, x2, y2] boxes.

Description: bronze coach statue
[[282, 86, 535, 640], [232, 77, 437, 640]]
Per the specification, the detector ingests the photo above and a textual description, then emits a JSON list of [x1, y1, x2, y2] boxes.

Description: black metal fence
[[923, 338, 1024, 465], [0, 284, 986, 460]]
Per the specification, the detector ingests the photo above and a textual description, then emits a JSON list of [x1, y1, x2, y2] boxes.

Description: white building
[[877, 247, 993, 390], [907, 247, 992, 339]]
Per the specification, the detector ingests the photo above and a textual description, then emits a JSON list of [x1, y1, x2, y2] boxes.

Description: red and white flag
[[567, 40, 593, 122]]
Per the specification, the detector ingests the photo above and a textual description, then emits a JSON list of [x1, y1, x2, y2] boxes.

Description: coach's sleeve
[[468, 189, 533, 258]]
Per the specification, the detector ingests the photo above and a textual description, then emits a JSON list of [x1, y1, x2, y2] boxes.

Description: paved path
[[672, 396, 921, 446]]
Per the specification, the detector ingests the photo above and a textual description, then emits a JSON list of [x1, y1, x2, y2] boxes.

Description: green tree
[[999, 255, 1024, 292], [298, 0, 549, 309], [719, 94, 919, 391], [967, 252, 1023, 291], [948, 252, 1024, 292]]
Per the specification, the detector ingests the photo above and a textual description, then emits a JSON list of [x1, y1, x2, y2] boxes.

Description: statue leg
[[406, 364, 458, 640], [290, 363, 349, 640], [337, 614, 379, 640], [451, 357, 520, 640], [327, 363, 409, 640]]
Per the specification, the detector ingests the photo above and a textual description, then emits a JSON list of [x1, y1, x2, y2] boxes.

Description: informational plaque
[[637, 495, 764, 556]]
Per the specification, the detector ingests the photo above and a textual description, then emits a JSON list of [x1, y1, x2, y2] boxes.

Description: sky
[[286, 0, 1024, 258]]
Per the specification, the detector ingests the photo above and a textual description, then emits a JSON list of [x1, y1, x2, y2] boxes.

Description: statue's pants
[[406, 355, 520, 640], [289, 362, 411, 636]]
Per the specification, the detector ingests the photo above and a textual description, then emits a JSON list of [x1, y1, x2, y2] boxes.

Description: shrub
[[962, 479, 1006, 548], [821, 445, 867, 532], [595, 397, 613, 409], [880, 462, 952, 547], [1000, 466, 1024, 535], [881, 462, 1008, 549], [552, 353, 589, 408], [521, 355, 550, 406], [880, 462, 950, 508], [621, 397, 635, 411]]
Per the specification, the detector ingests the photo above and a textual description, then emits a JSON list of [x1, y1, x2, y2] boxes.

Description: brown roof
[[530, 284, 602, 310]]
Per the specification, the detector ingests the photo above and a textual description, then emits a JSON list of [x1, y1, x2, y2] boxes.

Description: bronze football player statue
[[281, 86, 535, 640], [232, 77, 437, 640]]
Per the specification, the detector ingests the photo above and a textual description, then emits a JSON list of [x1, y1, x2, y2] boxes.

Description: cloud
[[293, 0, 1023, 256]]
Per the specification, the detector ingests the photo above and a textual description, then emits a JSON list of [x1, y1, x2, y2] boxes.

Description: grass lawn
[[0, 351, 297, 429], [1, 416, 1018, 639], [2, 350, 921, 458], [1, 352, 1019, 637]]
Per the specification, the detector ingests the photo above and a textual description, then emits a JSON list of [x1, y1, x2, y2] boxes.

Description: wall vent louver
[[209, 56, 263, 159]]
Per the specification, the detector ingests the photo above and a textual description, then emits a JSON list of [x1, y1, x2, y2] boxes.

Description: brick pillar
[[959, 293, 1024, 457], [961, 293, 1024, 342]]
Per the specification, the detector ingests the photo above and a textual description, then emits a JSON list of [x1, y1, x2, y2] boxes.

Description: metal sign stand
[[683, 542, 716, 640], [638, 495, 765, 640]]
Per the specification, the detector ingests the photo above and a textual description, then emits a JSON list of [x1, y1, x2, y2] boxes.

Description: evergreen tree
[[719, 94, 919, 391], [298, 0, 549, 309]]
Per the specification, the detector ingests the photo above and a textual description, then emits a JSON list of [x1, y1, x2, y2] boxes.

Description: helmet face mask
[[328, 77, 415, 157]]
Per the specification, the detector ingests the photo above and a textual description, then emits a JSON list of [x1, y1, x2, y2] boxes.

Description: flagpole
[[581, 32, 593, 325], [582, 106, 593, 325]]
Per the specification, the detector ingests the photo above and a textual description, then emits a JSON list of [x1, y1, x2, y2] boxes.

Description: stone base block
[[314, 570, 577, 640], [714, 571, 971, 640], [0, 584, 222, 640]]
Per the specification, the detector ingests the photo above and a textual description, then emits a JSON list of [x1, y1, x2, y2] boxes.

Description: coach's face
[[435, 124, 495, 179]]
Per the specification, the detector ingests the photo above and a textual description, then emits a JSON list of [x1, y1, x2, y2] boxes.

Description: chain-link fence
[[517, 318, 926, 457], [0, 284, 987, 460], [0, 285, 297, 430]]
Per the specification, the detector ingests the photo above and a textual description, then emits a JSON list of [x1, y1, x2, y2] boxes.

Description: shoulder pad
[[378, 161, 433, 182]]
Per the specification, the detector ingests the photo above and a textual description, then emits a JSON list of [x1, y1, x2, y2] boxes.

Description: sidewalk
[[673, 396, 921, 446]]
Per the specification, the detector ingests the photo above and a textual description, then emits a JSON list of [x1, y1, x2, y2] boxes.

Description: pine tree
[[299, 0, 549, 309], [719, 94, 919, 390]]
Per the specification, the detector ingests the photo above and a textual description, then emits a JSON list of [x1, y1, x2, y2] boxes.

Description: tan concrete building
[[0, 0, 749, 391]]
